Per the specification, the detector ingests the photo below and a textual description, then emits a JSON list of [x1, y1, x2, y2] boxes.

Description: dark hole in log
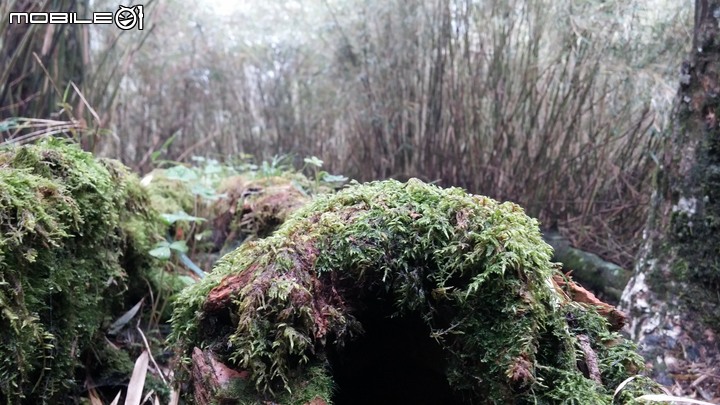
[[327, 300, 467, 405]]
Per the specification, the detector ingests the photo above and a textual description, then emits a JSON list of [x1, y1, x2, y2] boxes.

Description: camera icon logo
[[114, 5, 143, 30]]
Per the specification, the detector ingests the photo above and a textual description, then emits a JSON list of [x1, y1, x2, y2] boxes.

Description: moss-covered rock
[[171, 179, 658, 404], [0, 139, 164, 403]]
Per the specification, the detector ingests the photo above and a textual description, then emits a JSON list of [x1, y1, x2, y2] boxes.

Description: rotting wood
[[172, 179, 662, 404]]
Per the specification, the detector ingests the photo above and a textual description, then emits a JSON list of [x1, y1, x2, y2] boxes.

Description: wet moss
[[171, 179, 656, 403], [0, 139, 164, 403], [87, 339, 135, 385], [663, 98, 720, 288], [660, 155, 720, 325]]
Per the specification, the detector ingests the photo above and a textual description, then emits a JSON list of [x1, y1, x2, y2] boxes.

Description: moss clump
[[87, 339, 135, 385], [171, 179, 656, 403], [216, 364, 333, 405], [144, 168, 197, 216], [0, 139, 164, 403], [211, 175, 310, 250]]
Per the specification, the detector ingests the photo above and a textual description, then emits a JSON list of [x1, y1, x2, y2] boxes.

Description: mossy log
[[171, 179, 660, 404], [543, 230, 632, 305], [211, 175, 310, 251], [207, 174, 634, 308], [0, 139, 164, 403]]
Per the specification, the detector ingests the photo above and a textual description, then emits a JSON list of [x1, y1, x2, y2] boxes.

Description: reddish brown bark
[[553, 274, 627, 332], [191, 347, 248, 405], [190, 347, 328, 405]]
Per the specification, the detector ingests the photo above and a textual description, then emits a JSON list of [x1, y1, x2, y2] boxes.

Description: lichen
[[171, 179, 657, 403]]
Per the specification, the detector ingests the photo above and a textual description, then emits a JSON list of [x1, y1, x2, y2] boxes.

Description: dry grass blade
[[141, 390, 155, 404], [71, 81, 101, 126], [87, 386, 102, 405], [31, 52, 63, 99], [613, 376, 672, 401], [109, 391, 122, 405], [169, 385, 180, 405], [124, 350, 149, 405], [1, 117, 83, 145], [136, 321, 168, 385], [108, 298, 144, 336], [614, 376, 639, 399]]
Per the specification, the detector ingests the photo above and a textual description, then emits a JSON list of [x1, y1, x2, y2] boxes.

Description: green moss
[[0, 139, 165, 403], [666, 138, 720, 288], [670, 257, 689, 280], [216, 364, 332, 405], [171, 179, 656, 403], [145, 168, 197, 215], [87, 340, 135, 384], [211, 175, 310, 250], [145, 373, 172, 404]]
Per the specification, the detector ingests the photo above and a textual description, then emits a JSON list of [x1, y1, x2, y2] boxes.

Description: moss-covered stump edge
[[0, 139, 165, 402], [171, 179, 661, 404]]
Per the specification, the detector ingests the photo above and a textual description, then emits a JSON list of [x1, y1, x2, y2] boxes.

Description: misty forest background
[[0, 0, 690, 279]]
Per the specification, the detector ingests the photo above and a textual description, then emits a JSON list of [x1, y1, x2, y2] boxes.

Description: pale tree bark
[[620, 0, 720, 398]]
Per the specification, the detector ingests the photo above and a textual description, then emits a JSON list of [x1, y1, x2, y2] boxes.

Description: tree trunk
[[620, 1, 720, 399]]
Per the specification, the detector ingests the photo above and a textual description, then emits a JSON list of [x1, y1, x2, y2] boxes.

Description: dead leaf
[[108, 298, 144, 336], [125, 350, 149, 405], [109, 391, 122, 405], [169, 385, 181, 405], [87, 386, 102, 405]]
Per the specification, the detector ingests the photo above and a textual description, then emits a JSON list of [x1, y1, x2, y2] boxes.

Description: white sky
[[205, 0, 252, 15], [205, 0, 302, 16]]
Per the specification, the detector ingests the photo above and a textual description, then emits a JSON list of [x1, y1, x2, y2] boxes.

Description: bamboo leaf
[[124, 350, 149, 405], [108, 298, 144, 336]]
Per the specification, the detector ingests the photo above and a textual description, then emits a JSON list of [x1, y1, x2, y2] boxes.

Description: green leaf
[[160, 132, 178, 151], [321, 173, 348, 183], [303, 156, 323, 168], [163, 165, 198, 182], [148, 246, 171, 260], [203, 159, 223, 175], [107, 298, 144, 335], [191, 183, 219, 200], [160, 211, 206, 225], [169, 240, 188, 253]]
